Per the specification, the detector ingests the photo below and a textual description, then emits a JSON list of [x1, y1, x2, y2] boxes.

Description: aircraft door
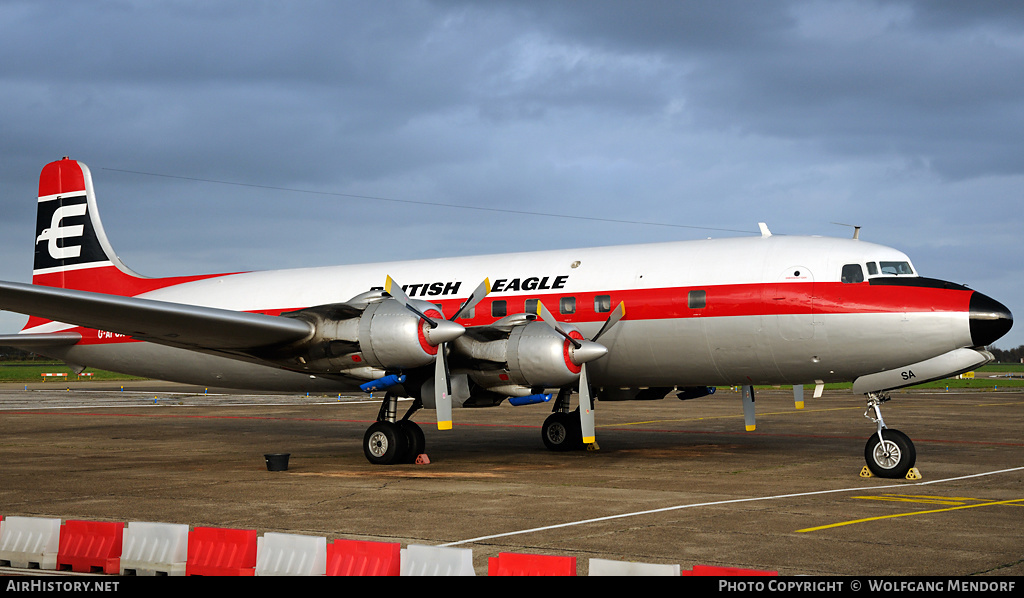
[[771, 266, 815, 341]]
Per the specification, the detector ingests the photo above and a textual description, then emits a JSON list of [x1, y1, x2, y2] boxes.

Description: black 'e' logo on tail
[[34, 194, 107, 272]]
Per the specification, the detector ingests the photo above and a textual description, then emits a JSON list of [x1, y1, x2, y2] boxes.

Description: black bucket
[[264, 453, 290, 471]]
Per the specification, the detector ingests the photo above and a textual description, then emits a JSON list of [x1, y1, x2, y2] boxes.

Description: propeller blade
[[450, 278, 491, 321], [434, 343, 453, 430], [384, 275, 438, 328], [579, 363, 596, 445], [741, 385, 756, 431], [535, 300, 582, 349], [591, 301, 626, 342], [383, 275, 410, 304]]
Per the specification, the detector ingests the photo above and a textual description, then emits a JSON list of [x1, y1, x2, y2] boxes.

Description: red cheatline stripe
[[50, 279, 972, 345]]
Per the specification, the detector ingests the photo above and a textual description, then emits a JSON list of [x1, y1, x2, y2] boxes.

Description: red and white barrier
[[326, 539, 401, 576], [185, 526, 257, 576], [588, 557, 681, 576], [0, 516, 61, 570], [120, 521, 189, 576], [0, 515, 781, 576], [56, 520, 124, 574], [255, 532, 326, 576], [400, 544, 476, 576], [488, 552, 577, 576]]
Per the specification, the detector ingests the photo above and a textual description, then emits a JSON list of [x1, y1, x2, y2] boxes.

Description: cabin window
[[457, 306, 475, 320], [879, 261, 914, 275], [841, 264, 865, 284], [595, 295, 611, 313], [867, 262, 878, 276], [688, 290, 707, 309], [560, 297, 576, 315], [524, 298, 538, 314], [491, 300, 507, 318]]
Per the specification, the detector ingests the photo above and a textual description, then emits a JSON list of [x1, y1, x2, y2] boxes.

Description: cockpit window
[[841, 264, 864, 284], [866, 262, 878, 276], [879, 261, 914, 275]]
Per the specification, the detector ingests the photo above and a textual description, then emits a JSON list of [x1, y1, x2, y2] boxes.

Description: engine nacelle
[[357, 299, 447, 369], [504, 320, 585, 388], [275, 296, 460, 375]]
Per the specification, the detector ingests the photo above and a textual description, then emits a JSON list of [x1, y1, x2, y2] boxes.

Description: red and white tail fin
[[34, 158, 147, 294], [23, 158, 233, 335]]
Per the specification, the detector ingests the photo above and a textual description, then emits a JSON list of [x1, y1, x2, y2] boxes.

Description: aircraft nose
[[969, 291, 1013, 347]]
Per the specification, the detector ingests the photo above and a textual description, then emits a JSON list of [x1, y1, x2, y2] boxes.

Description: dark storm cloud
[[499, 0, 1024, 180], [0, 0, 1021, 346]]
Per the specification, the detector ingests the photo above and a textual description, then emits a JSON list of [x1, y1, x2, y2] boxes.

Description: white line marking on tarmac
[[439, 466, 1024, 547]]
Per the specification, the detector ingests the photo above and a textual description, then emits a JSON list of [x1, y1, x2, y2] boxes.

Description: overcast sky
[[1, 0, 1021, 348]]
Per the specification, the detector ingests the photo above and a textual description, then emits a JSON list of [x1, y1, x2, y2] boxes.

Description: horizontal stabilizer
[[0, 280, 313, 350]]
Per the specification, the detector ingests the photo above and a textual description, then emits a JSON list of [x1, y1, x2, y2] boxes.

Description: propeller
[[383, 276, 464, 346], [384, 275, 490, 431], [535, 300, 625, 447], [434, 277, 491, 430]]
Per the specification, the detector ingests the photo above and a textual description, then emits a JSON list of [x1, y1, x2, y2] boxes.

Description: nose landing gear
[[863, 393, 917, 478]]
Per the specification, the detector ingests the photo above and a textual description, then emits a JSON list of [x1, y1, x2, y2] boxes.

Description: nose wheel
[[863, 393, 917, 478], [864, 428, 916, 478]]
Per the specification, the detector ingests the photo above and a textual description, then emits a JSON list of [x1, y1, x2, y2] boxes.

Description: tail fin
[[19, 158, 232, 335], [33, 158, 146, 293]]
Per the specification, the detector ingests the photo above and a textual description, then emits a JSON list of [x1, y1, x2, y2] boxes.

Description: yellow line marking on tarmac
[[796, 498, 1024, 533], [885, 494, 982, 501], [851, 495, 972, 506], [442, 467, 1024, 548]]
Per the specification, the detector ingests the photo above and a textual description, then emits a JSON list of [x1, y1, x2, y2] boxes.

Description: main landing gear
[[863, 393, 917, 478], [541, 388, 587, 452], [363, 393, 426, 465]]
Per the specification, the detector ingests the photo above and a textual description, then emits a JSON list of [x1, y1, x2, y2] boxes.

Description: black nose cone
[[970, 292, 1013, 347]]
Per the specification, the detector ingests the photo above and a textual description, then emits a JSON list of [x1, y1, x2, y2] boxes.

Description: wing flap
[[0, 280, 313, 350]]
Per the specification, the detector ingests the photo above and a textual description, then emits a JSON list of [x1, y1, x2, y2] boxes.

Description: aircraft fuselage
[[24, 234, 996, 394]]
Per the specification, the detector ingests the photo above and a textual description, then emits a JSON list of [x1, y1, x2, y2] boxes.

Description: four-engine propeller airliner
[[0, 158, 1013, 474]]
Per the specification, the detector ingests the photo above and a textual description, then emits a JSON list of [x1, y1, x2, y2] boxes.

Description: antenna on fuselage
[[831, 222, 861, 240]]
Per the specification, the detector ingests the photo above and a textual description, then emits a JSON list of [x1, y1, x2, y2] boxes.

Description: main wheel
[[864, 428, 916, 478], [542, 412, 582, 452], [396, 419, 425, 464], [363, 421, 408, 465]]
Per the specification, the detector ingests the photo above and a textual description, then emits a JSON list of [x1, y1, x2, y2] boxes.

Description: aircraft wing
[[0, 280, 313, 350]]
